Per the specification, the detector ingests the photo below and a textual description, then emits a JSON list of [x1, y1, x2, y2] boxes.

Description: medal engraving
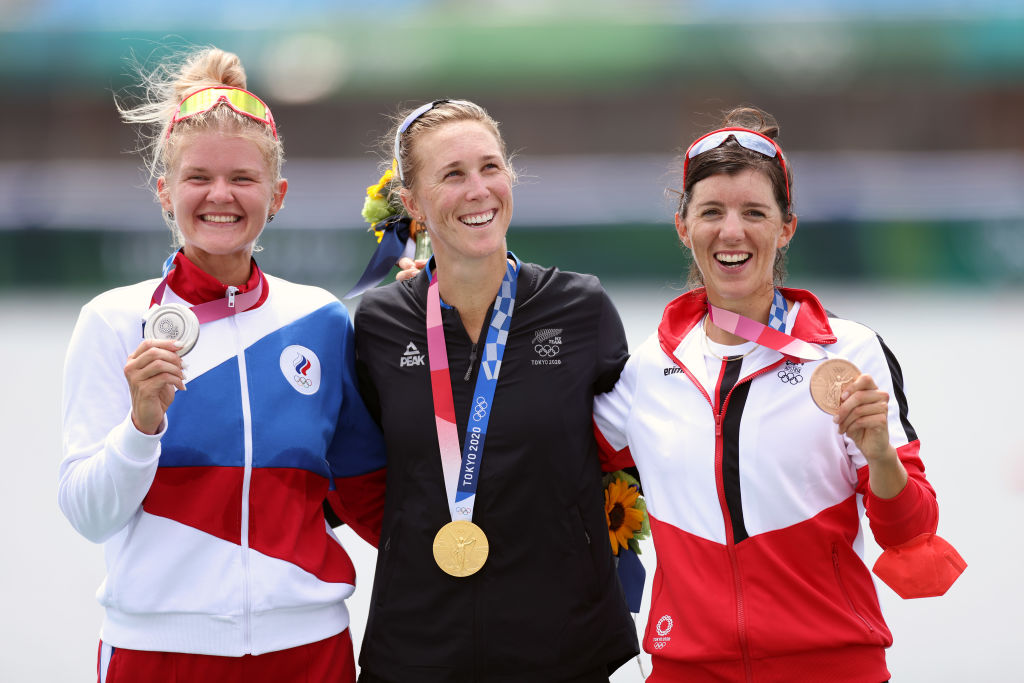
[[432, 520, 489, 577], [809, 358, 861, 415], [144, 303, 200, 356]]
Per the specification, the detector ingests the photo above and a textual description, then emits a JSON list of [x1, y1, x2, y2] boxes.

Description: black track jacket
[[353, 260, 639, 682]]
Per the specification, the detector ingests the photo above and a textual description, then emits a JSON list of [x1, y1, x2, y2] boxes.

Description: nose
[[207, 177, 233, 203], [464, 172, 490, 200], [719, 210, 745, 241]]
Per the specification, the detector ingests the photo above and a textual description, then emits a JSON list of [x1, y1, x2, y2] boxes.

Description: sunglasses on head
[[167, 87, 278, 140], [393, 99, 476, 184], [683, 127, 790, 204]]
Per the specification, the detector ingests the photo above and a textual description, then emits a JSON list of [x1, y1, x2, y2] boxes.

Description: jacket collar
[[166, 250, 269, 309]]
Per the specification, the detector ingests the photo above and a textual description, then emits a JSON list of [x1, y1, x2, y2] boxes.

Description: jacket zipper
[[714, 360, 787, 683], [832, 543, 875, 632], [234, 315, 255, 652], [463, 342, 478, 381]]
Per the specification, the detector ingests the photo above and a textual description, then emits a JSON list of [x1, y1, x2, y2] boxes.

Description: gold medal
[[432, 520, 489, 577], [809, 358, 861, 415]]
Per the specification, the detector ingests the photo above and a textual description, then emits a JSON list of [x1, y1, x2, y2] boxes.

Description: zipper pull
[[715, 413, 723, 437], [464, 343, 478, 381], [227, 286, 238, 308]]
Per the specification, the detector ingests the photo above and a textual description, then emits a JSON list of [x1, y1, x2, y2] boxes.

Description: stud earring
[[165, 211, 174, 220], [267, 214, 276, 223]]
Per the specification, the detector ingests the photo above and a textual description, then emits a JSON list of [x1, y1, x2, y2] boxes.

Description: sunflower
[[603, 473, 649, 556]]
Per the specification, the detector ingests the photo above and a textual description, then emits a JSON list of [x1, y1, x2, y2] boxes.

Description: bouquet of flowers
[[361, 162, 431, 260], [603, 469, 649, 613], [603, 470, 650, 557]]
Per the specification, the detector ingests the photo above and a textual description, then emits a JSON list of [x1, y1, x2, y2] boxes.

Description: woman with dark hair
[[593, 106, 962, 682]]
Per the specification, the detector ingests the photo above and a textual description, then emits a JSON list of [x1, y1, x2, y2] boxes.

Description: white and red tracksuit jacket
[[594, 287, 938, 682], [59, 253, 386, 657]]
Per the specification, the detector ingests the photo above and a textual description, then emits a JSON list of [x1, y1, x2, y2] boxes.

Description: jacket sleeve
[[58, 300, 163, 543], [851, 333, 938, 548], [323, 306, 387, 547], [591, 285, 635, 472]]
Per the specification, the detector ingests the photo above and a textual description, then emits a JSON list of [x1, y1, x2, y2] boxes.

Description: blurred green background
[[1, 0, 1022, 291]]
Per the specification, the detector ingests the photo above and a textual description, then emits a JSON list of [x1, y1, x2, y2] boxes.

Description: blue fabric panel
[[161, 357, 245, 467]]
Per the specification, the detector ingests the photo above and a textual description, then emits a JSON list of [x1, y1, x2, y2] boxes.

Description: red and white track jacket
[[594, 287, 938, 683]]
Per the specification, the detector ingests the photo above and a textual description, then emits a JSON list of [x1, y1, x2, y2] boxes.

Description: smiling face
[[676, 167, 796, 319], [400, 120, 513, 267], [158, 130, 286, 285]]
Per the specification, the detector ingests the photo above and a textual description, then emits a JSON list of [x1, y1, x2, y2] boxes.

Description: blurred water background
[[1, 1, 1022, 680]]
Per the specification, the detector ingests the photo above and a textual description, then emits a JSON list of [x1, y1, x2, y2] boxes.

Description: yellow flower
[[366, 166, 395, 200], [604, 477, 645, 556]]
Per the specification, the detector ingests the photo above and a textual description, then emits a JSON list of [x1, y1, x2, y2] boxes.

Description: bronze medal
[[432, 520, 489, 577], [809, 358, 861, 415]]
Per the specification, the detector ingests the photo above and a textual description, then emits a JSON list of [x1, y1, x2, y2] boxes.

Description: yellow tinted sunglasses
[[167, 87, 278, 139]]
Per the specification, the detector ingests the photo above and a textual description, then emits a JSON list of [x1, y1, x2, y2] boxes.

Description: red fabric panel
[[593, 419, 635, 472], [248, 468, 355, 584], [102, 630, 355, 683], [143, 466, 243, 544], [325, 467, 387, 548]]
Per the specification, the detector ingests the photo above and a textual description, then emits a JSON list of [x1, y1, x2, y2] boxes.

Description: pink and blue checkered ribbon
[[708, 288, 825, 361]]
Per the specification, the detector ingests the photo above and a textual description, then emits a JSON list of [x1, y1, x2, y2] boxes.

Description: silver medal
[[144, 303, 200, 356]]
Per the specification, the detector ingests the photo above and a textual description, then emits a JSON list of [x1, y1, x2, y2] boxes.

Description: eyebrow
[[695, 199, 773, 209], [181, 165, 263, 176], [437, 154, 503, 172]]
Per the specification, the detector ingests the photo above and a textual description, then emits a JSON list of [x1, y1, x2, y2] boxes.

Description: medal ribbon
[[426, 256, 518, 522], [708, 288, 826, 361], [149, 251, 266, 322]]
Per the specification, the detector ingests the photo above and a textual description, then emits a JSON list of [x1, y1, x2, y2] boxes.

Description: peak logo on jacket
[[279, 345, 321, 395], [401, 342, 425, 368]]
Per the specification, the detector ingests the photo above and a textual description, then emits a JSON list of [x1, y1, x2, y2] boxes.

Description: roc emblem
[[279, 345, 321, 395]]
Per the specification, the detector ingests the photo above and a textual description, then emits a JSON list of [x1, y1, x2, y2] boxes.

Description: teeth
[[716, 253, 749, 264], [202, 215, 240, 223], [462, 210, 495, 225]]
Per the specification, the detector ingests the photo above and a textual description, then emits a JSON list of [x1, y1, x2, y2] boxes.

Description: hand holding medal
[[125, 307, 195, 436]]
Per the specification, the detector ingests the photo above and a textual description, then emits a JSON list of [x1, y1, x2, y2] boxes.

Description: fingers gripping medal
[[144, 303, 200, 356], [810, 358, 861, 415]]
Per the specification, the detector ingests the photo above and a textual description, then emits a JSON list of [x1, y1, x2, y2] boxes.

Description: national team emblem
[[532, 328, 562, 362], [279, 345, 321, 395]]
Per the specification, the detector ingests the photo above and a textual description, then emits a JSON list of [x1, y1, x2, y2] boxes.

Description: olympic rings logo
[[294, 375, 313, 388], [157, 319, 181, 337], [534, 344, 560, 358], [472, 396, 488, 421], [777, 368, 804, 385], [454, 506, 473, 515], [656, 615, 674, 636]]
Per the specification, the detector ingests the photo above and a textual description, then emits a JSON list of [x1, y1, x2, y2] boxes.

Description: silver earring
[[165, 211, 174, 220], [267, 214, 276, 223]]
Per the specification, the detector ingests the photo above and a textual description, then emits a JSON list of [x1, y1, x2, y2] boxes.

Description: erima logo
[[401, 342, 425, 368], [664, 367, 684, 376]]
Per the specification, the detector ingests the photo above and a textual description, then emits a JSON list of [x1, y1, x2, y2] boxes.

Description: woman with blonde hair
[[352, 99, 639, 682], [59, 46, 385, 682]]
